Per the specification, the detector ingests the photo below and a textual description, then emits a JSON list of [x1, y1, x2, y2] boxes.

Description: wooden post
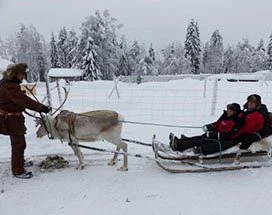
[[210, 79, 218, 116], [45, 75, 52, 109], [203, 78, 207, 98], [108, 75, 120, 99], [56, 79, 62, 107]]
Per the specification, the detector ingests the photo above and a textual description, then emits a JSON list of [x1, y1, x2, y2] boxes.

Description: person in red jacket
[[236, 94, 272, 149], [169, 103, 243, 155], [0, 63, 51, 179]]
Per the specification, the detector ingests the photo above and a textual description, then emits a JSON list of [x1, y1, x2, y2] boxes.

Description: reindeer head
[[36, 115, 51, 138]]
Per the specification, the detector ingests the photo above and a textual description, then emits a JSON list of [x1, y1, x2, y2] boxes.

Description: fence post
[[45, 75, 52, 109], [56, 79, 62, 107], [210, 79, 218, 116], [108, 75, 120, 99], [203, 78, 207, 98]]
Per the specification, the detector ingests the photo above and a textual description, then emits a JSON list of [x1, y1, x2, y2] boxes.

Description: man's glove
[[41, 106, 51, 114], [205, 131, 220, 140], [202, 124, 214, 132], [239, 133, 261, 149]]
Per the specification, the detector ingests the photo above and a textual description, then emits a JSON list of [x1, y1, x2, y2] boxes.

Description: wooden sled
[[152, 134, 272, 173]]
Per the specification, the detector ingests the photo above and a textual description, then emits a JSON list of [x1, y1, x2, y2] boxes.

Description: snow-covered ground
[[1, 78, 272, 215]]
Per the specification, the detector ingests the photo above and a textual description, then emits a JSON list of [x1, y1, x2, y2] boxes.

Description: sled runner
[[152, 134, 272, 173]]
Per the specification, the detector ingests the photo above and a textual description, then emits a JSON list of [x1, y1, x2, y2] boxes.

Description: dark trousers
[[175, 135, 238, 155], [10, 134, 26, 175]]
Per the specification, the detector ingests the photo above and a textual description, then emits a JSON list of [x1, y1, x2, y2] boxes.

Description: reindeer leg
[[69, 142, 85, 169], [117, 141, 128, 171], [108, 146, 120, 166]]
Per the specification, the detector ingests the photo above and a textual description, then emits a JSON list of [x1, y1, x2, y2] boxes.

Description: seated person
[[235, 94, 272, 149], [169, 103, 243, 155]]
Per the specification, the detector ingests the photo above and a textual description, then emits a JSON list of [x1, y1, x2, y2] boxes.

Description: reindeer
[[27, 85, 128, 171], [36, 110, 128, 171]]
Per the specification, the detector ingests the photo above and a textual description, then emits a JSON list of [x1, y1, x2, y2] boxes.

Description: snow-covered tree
[[161, 43, 179, 74], [81, 37, 102, 80], [12, 24, 48, 82], [208, 29, 223, 74], [251, 39, 267, 72], [201, 42, 210, 73], [57, 27, 69, 68], [0, 37, 8, 59], [149, 43, 155, 62], [127, 40, 147, 76], [267, 33, 272, 70], [234, 38, 254, 73], [50, 32, 59, 68], [161, 42, 189, 74], [74, 10, 122, 80], [67, 29, 78, 68], [222, 45, 235, 73], [116, 36, 131, 76], [184, 19, 201, 74]]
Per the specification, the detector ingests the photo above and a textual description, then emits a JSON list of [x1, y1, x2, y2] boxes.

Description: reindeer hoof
[[117, 166, 128, 171], [108, 160, 117, 166]]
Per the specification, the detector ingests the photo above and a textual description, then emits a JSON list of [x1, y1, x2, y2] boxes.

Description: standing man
[[0, 63, 50, 179]]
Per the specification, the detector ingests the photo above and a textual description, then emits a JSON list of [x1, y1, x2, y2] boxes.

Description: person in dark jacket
[[235, 94, 272, 149], [169, 103, 243, 155], [0, 63, 51, 179]]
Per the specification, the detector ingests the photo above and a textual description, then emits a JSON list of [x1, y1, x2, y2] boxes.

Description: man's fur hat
[[3, 63, 28, 80], [243, 94, 262, 110]]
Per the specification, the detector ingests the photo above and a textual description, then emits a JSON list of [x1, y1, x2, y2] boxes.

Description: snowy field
[[1, 78, 272, 215]]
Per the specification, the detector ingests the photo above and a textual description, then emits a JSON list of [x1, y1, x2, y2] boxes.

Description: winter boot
[[169, 133, 178, 150], [14, 171, 33, 179]]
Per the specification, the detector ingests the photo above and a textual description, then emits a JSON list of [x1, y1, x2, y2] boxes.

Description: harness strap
[[68, 113, 77, 142], [54, 114, 64, 143]]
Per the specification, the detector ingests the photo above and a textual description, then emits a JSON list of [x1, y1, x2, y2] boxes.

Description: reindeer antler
[[24, 84, 40, 102], [51, 85, 70, 115]]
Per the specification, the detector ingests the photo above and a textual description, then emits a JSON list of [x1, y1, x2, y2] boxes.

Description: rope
[[47, 108, 202, 129], [120, 120, 202, 129]]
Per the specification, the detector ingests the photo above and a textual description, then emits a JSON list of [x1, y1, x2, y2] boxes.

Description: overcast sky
[[0, 0, 272, 50]]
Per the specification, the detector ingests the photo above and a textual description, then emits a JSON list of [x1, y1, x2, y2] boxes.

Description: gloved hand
[[239, 133, 261, 149], [205, 131, 220, 140], [202, 125, 208, 132], [41, 105, 51, 114], [202, 124, 214, 132]]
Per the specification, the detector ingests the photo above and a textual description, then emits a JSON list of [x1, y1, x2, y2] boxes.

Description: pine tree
[[235, 38, 254, 73], [14, 24, 48, 82], [208, 29, 224, 74], [117, 36, 131, 76], [267, 33, 272, 70], [184, 19, 201, 74], [201, 42, 210, 73], [74, 10, 122, 80], [57, 27, 69, 68], [67, 29, 78, 68], [252, 39, 267, 71], [149, 43, 155, 62], [50, 32, 59, 68], [0, 37, 8, 59], [81, 37, 102, 81], [128, 40, 147, 76], [161, 42, 189, 74], [222, 46, 235, 73]]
